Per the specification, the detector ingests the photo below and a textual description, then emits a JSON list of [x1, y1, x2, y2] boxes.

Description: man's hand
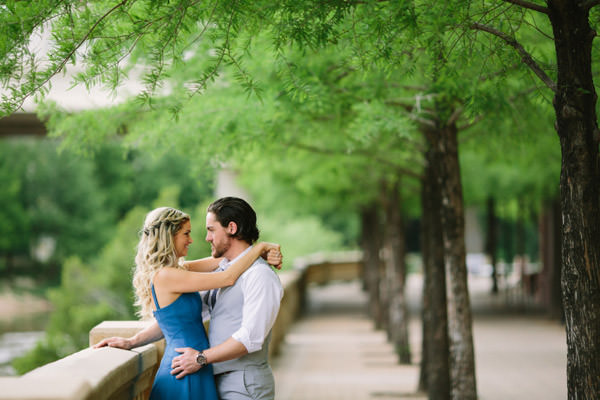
[[171, 347, 201, 379], [92, 336, 134, 350]]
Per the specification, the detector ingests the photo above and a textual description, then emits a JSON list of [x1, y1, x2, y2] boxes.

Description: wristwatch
[[196, 351, 208, 368]]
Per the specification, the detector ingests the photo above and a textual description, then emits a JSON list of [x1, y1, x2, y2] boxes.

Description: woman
[[94, 207, 282, 400]]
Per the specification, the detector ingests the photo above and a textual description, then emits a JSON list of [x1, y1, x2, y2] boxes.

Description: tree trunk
[[539, 197, 562, 319], [419, 141, 451, 399], [379, 182, 391, 334], [379, 259, 390, 333], [485, 197, 499, 294], [360, 205, 384, 329], [515, 198, 529, 296], [435, 122, 477, 400], [418, 216, 430, 393], [548, 3, 600, 397], [383, 179, 411, 364]]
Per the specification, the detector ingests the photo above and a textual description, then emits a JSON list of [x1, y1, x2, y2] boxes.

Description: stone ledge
[[0, 377, 92, 400], [0, 344, 157, 400], [89, 320, 162, 348], [0, 255, 361, 400]]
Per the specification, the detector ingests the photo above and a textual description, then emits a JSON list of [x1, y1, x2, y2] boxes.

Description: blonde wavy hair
[[133, 207, 190, 319]]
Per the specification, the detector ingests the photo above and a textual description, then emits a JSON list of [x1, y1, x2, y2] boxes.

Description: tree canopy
[[2, 0, 599, 397]]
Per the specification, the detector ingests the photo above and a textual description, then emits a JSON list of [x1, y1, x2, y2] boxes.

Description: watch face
[[196, 353, 207, 366]]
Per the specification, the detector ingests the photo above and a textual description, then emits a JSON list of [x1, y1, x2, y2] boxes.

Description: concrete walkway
[[271, 276, 567, 400]]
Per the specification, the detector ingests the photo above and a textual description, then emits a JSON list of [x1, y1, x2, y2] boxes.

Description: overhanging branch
[[458, 114, 484, 132], [7, 0, 130, 113], [385, 100, 437, 129], [286, 141, 423, 181], [582, 0, 600, 10], [502, 0, 549, 14], [471, 22, 557, 92], [447, 106, 463, 126]]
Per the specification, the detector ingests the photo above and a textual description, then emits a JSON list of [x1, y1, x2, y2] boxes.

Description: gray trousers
[[215, 365, 275, 400]]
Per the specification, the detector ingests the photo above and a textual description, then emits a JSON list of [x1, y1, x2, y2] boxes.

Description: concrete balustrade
[[0, 344, 157, 400], [0, 253, 362, 400], [294, 250, 363, 283]]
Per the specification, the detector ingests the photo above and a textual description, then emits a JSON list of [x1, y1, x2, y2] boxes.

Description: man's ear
[[227, 221, 238, 236]]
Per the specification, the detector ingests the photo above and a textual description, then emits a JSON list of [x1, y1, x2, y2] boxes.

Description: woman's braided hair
[[132, 207, 190, 319]]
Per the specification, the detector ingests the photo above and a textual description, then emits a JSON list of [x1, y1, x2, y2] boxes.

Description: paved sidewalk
[[272, 276, 567, 400]]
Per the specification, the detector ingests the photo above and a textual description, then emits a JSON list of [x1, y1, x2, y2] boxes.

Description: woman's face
[[173, 220, 193, 258]]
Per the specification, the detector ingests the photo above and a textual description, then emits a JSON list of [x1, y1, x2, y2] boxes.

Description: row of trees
[[2, 1, 598, 398]]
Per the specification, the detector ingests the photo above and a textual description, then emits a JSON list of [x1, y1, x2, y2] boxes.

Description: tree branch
[[583, 0, 600, 10], [471, 22, 557, 92], [385, 99, 414, 113], [502, 0, 549, 14], [457, 114, 484, 132], [286, 141, 423, 181], [9, 0, 130, 112], [478, 62, 522, 82], [385, 100, 437, 129], [343, 0, 392, 4], [386, 83, 429, 92], [187, 2, 237, 98], [447, 106, 463, 126]]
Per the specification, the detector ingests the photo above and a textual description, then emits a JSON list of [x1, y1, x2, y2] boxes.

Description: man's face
[[205, 212, 232, 258]]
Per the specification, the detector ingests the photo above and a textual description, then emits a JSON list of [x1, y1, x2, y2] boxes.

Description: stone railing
[[0, 343, 157, 400], [0, 252, 362, 400]]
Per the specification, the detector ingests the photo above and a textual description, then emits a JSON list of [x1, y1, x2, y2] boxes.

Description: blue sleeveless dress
[[150, 285, 218, 400]]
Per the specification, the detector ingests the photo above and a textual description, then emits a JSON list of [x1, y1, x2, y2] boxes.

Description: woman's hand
[[92, 336, 134, 350], [261, 242, 283, 270]]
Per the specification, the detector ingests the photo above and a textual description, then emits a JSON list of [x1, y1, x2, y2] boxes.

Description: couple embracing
[[94, 197, 284, 400]]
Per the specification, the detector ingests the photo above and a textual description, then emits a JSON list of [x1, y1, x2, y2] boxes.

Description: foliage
[[13, 208, 140, 373], [0, 0, 272, 115], [2, 1, 571, 267], [257, 210, 349, 265], [3, 0, 593, 389], [460, 94, 560, 209], [16, 1, 563, 247], [0, 137, 214, 279], [0, 152, 29, 269], [0, 138, 113, 276], [12, 186, 183, 374]]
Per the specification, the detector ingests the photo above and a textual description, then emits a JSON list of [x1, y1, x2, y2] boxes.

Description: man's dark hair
[[207, 197, 260, 244]]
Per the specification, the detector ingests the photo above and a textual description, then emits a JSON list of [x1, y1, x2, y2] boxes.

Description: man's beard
[[212, 241, 230, 258]]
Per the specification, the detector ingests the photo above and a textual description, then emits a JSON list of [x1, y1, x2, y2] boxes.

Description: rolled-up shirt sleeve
[[231, 263, 283, 353]]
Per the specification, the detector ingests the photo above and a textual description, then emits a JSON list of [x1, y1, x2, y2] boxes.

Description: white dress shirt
[[211, 245, 284, 353]]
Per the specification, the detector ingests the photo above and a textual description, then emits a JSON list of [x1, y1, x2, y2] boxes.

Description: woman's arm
[[155, 242, 280, 294], [92, 320, 164, 349], [183, 257, 223, 272], [184, 250, 282, 272]]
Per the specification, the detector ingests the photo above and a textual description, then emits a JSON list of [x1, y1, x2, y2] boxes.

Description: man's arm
[[230, 264, 283, 352], [171, 338, 247, 379], [93, 320, 163, 349], [171, 263, 283, 379]]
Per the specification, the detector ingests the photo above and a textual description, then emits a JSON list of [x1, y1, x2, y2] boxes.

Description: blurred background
[[0, 3, 579, 398], [0, 67, 555, 376]]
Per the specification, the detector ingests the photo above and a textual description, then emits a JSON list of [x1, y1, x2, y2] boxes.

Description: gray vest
[[208, 260, 272, 374]]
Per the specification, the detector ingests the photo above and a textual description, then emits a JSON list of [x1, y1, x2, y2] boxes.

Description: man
[[94, 197, 283, 400], [171, 197, 283, 399]]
